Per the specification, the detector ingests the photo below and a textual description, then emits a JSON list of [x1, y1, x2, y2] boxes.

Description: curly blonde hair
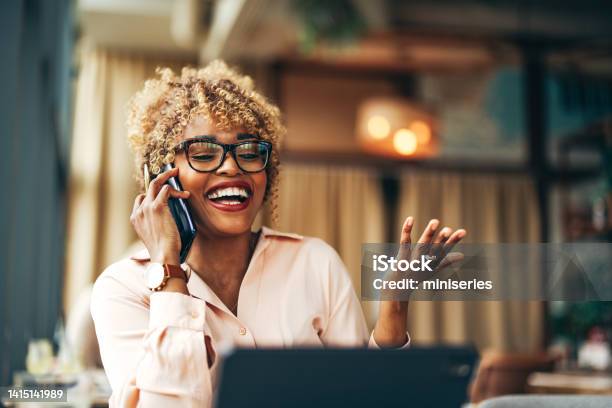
[[127, 60, 284, 216]]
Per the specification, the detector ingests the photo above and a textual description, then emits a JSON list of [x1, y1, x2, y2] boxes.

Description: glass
[[25, 338, 54, 375], [176, 138, 272, 173]]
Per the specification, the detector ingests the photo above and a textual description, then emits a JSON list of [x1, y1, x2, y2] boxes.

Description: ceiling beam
[[199, 0, 270, 63]]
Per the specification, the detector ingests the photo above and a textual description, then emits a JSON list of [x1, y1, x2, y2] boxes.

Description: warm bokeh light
[[357, 98, 437, 158], [410, 120, 431, 144], [393, 129, 418, 155], [367, 115, 390, 139]]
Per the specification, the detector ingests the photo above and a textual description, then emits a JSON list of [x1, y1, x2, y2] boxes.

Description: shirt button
[[239, 327, 247, 336], [191, 310, 199, 319]]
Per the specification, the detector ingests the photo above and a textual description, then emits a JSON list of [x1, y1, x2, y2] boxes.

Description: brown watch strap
[[164, 264, 188, 282]]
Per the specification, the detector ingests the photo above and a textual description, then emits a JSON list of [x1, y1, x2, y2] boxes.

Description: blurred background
[[2, 0, 612, 404]]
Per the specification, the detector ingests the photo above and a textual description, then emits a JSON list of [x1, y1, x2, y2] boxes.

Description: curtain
[[275, 164, 387, 327], [63, 45, 194, 314], [397, 170, 543, 351]]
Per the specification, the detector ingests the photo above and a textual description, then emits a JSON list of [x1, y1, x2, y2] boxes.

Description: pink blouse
[[91, 226, 409, 407]]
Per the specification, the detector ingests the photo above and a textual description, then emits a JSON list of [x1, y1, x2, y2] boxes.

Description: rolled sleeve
[[149, 292, 206, 330], [368, 331, 411, 349], [91, 264, 214, 407]]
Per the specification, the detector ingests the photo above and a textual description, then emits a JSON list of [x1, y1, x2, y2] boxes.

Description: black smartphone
[[144, 163, 196, 263]]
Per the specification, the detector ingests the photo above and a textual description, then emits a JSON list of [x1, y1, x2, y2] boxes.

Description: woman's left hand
[[372, 216, 466, 347]]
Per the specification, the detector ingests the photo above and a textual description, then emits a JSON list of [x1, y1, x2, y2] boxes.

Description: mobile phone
[[144, 163, 196, 263]]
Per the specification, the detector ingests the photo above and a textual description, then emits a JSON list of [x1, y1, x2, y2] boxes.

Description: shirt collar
[[260, 226, 303, 241], [129, 226, 303, 263]]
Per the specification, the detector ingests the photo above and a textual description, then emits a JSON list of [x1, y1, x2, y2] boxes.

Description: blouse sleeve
[[317, 242, 410, 349], [91, 264, 213, 407]]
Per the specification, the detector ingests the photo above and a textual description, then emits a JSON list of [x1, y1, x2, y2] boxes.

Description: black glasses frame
[[175, 137, 272, 173]]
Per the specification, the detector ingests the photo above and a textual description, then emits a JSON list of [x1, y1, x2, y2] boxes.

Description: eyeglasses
[[175, 137, 272, 173]]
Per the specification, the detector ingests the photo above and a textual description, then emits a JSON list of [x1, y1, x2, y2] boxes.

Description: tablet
[[215, 346, 477, 408]]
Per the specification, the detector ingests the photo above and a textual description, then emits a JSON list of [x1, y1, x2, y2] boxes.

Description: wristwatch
[[144, 263, 188, 291]]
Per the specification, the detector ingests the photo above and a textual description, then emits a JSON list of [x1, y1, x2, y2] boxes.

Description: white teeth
[[218, 199, 240, 205], [207, 186, 250, 200]]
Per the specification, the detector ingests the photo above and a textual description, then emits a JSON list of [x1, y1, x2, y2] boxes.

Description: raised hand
[[373, 216, 466, 347], [399, 217, 466, 283]]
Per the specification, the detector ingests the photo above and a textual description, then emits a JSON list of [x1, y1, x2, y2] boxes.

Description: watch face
[[145, 263, 165, 289]]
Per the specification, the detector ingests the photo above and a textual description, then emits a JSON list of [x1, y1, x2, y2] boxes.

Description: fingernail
[[430, 219, 439, 229], [407, 216, 413, 226], [457, 230, 466, 238], [441, 228, 450, 237]]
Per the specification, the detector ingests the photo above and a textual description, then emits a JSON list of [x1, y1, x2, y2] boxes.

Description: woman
[[91, 61, 466, 407]]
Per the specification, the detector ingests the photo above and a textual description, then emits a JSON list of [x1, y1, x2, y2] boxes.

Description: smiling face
[[174, 115, 267, 238]]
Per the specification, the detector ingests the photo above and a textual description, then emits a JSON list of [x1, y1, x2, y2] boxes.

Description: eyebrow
[[190, 135, 216, 142], [186, 133, 259, 143], [237, 132, 260, 140]]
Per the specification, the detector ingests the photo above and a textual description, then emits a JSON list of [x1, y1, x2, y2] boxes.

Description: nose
[[215, 152, 242, 176]]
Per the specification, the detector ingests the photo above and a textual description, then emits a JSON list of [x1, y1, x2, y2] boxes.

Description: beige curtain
[[275, 164, 387, 327], [63, 45, 194, 313], [397, 170, 543, 352]]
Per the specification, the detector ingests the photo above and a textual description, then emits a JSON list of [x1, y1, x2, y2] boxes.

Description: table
[[528, 370, 612, 395]]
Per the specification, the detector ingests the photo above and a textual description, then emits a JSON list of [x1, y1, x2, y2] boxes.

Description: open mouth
[[207, 186, 250, 204], [205, 183, 253, 211]]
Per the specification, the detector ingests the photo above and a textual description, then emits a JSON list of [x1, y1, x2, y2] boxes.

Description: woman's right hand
[[130, 166, 190, 266]]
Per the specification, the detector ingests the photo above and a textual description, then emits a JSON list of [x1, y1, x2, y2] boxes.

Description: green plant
[[293, 0, 367, 53]]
